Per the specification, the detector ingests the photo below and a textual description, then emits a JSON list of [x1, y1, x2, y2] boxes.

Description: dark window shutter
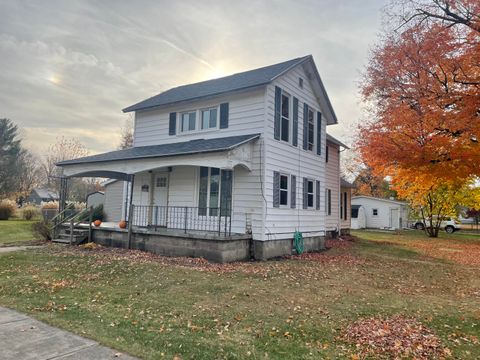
[[344, 192, 348, 220], [316, 180, 321, 210], [274, 86, 281, 140], [326, 145, 329, 162], [302, 177, 308, 209], [169, 112, 176, 136], [220, 103, 229, 129], [303, 103, 308, 150], [316, 111, 322, 155], [290, 175, 296, 208], [292, 97, 298, 147], [273, 171, 280, 208]]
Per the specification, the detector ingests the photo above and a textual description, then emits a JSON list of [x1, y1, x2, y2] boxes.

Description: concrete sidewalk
[[0, 307, 138, 359]]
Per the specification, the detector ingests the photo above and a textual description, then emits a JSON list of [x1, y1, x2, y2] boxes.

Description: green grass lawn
[[0, 220, 39, 246], [0, 233, 478, 359]]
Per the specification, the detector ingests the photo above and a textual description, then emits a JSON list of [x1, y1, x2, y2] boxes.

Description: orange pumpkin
[[118, 220, 127, 229], [93, 220, 102, 227]]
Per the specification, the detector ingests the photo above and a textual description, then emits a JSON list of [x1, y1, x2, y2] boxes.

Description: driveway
[[0, 307, 138, 359]]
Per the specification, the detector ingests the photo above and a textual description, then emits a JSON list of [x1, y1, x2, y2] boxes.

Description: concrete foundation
[[92, 227, 251, 263], [90, 227, 325, 263], [253, 235, 325, 260]]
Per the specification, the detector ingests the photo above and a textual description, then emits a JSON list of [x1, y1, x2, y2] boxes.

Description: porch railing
[[131, 205, 232, 236]]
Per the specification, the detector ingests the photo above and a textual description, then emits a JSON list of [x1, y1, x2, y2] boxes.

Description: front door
[[152, 173, 169, 227]]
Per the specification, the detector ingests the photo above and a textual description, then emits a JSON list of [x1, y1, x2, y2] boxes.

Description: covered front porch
[[56, 134, 260, 261]]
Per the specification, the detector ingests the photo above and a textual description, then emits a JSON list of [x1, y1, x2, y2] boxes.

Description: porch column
[[58, 176, 68, 220]]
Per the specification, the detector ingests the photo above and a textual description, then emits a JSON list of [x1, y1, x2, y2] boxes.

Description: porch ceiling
[[59, 133, 260, 178]]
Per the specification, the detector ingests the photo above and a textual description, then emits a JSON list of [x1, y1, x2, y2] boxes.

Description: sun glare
[[48, 75, 61, 85]]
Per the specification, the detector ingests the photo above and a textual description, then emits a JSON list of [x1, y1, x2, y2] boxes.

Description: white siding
[[104, 181, 125, 222], [263, 64, 327, 240], [325, 143, 340, 231], [134, 88, 265, 147], [351, 197, 407, 229]]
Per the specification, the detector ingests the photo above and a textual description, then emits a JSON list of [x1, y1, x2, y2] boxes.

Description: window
[[156, 176, 167, 188], [307, 180, 314, 208], [181, 111, 196, 132], [198, 167, 232, 216], [299, 77, 304, 89], [307, 108, 315, 151], [325, 188, 331, 215], [373, 208, 378, 216], [201, 108, 218, 130], [281, 92, 290, 142], [279, 174, 289, 206]]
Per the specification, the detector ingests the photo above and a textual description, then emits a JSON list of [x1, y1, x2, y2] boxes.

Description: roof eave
[[57, 134, 261, 167]]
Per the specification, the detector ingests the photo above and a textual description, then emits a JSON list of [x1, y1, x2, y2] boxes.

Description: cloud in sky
[[0, 0, 387, 154]]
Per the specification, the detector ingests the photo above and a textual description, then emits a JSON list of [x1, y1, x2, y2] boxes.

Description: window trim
[[279, 173, 290, 207]]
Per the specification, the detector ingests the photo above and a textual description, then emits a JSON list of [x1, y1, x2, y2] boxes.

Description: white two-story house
[[58, 55, 349, 262]]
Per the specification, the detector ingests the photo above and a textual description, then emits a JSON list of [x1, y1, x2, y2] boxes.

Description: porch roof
[[58, 133, 260, 166]]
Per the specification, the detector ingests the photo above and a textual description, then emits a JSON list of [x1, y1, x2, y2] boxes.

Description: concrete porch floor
[[0, 307, 138, 360]]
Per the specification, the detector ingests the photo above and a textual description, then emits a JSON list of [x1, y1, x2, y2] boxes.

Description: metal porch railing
[[131, 205, 232, 236]]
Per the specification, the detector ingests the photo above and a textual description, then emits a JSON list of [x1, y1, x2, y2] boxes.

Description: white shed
[[351, 196, 409, 230], [351, 204, 366, 229]]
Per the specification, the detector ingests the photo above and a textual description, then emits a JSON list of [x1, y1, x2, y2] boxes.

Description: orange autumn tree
[[358, 0, 480, 237]]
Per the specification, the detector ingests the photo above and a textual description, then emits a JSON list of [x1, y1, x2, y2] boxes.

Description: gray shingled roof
[[58, 134, 261, 166], [123, 56, 310, 113], [34, 188, 59, 200], [327, 134, 349, 149], [341, 178, 355, 188]]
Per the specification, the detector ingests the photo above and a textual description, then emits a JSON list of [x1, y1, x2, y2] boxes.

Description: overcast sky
[[0, 0, 387, 155]]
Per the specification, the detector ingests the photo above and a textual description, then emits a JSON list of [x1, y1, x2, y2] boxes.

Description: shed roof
[[57, 133, 261, 166], [352, 195, 408, 206], [123, 57, 310, 113]]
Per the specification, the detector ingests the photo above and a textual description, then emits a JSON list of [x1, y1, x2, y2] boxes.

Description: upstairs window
[[281, 92, 290, 142], [201, 108, 218, 130], [307, 108, 315, 151], [181, 111, 196, 132], [372, 208, 378, 216]]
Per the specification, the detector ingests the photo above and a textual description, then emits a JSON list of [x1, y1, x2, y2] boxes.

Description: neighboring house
[[86, 191, 105, 209], [351, 196, 409, 230], [57, 55, 348, 262], [27, 188, 59, 205]]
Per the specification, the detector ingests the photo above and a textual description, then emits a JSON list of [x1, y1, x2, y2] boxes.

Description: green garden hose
[[294, 231, 304, 255]]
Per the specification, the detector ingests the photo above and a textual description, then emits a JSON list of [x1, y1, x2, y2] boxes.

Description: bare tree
[[42, 137, 89, 189], [390, 0, 480, 33], [17, 150, 44, 201], [118, 120, 134, 149]]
